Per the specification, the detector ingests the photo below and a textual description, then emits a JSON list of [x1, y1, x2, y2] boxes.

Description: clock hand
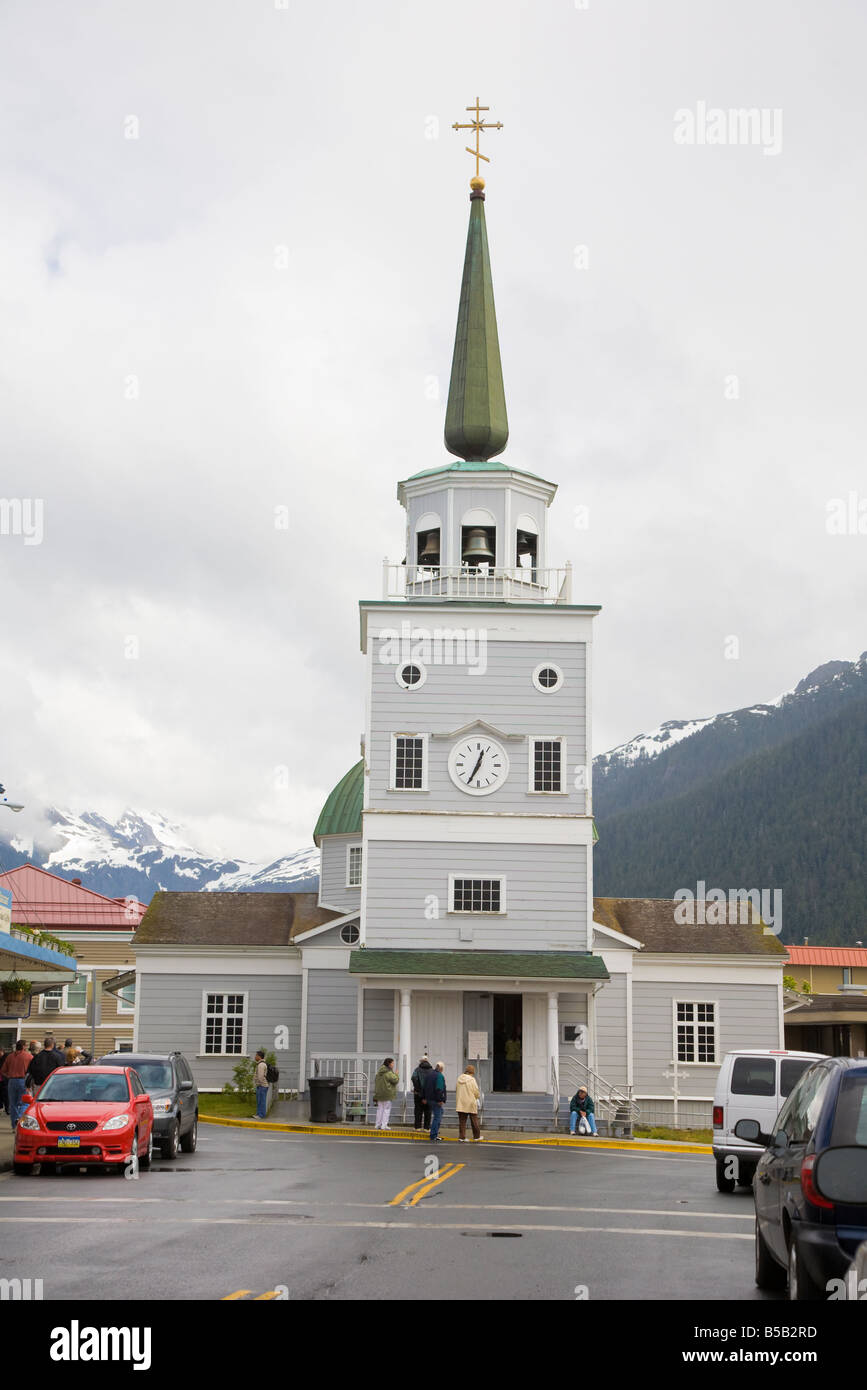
[[467, 750, 485, 782]]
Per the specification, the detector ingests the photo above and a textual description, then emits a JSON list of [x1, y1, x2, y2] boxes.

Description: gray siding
[[319, 834, 363, 913], [558, 992, 589, 1089], [136, 972, 301, 1092], [632, 980, 781, 1099], [363, 989, 396, 1055], [364, 840, 589, 951], [594, 973, 628, 1088], [368, 638, 587, 814], [306, 970, 358, 1060]]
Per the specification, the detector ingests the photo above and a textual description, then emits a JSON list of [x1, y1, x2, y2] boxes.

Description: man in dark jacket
[[410, 1055, 433, 1132], [422, 1061, 447, 1141], [27, 1037, 65, 1089]]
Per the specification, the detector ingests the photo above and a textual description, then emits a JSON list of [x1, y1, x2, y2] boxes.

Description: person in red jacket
[[1, 1040, 34, 1129]]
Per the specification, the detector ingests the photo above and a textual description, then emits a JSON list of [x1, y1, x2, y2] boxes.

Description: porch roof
[[348, 949, 609, 980]]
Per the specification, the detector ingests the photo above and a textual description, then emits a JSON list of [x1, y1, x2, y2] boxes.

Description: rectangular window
[[675, 1001, 717, 1063], [116, 981, 136, 1013], [113, 1039, 134, 1053], [346, 844, 363, 887], [201, 993, 246, 1056], [391, 734, 427, 790], [530, 737, 564, 792], [449, 876, 506, 914], [65, 974, 88, 1012]]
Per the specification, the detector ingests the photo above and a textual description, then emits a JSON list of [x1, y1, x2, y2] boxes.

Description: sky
[[1, 0, 865, 862]]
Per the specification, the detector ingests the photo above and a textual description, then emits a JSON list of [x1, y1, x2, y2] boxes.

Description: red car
[[13, 1066, 154, 1174]]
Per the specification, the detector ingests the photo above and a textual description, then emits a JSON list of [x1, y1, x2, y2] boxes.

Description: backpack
[[266, 1063, 279, 1085]]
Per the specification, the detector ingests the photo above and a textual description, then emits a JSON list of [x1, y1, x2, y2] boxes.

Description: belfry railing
[[382, 561, 573, 604]]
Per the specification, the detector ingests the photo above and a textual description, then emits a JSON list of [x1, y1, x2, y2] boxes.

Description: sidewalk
[[199, 1109, 712, 1155], [0, 1126, 15, 1172]]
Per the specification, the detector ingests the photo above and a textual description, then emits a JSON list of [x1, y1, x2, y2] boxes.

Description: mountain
[[593, 654, 867, 945], [0, 808, 319, 903]]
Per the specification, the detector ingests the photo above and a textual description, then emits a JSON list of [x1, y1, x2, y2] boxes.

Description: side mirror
[[772, 1129, 789, 1152], [179, 1080, 193, 1091], [20, 1093, 33, 1106], [813, 1147, 867, 1205], [733, 1118, 762, 1143]]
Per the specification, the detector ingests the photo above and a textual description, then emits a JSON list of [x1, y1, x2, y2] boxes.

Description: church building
[[132, 142, 786, 1130]]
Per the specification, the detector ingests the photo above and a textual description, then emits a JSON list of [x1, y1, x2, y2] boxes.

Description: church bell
[[462, 527, 495, 566], [418, 530, 441, 565]]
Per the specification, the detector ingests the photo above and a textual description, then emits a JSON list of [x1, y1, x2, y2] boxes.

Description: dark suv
[[735, 1057, 867, 1300], [98, 1052, 198, 1159]]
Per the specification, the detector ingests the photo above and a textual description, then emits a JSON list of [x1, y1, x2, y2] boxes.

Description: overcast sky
[[2, 0, 865, 862]]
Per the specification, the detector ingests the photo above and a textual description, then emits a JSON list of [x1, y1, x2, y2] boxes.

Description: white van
[[712, 1049, 827, 1192]]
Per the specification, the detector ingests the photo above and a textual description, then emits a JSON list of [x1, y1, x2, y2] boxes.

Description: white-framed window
[[529, 736, 566, 793], [113, 1038, 134, 1053], [674, 1001, 718, 1064], [532, 662, 564, 693], [448, 874, 507, 914], [45, 973, 87, 1014], [116, 981, 136, 1013], [200, 992, 248, 1056], [340, 922, 360, 945], [395, 661, 427, 690], [390, 733, 428, 790], [346, 844, 363, 887]]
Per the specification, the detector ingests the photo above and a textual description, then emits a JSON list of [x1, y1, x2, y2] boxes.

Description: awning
[[0, 929, 78, 1015], [348, 949, 609, 981], [101, 968, 135, 998]]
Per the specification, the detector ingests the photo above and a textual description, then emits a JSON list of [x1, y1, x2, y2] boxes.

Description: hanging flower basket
[[1, 978, 32, 1014]]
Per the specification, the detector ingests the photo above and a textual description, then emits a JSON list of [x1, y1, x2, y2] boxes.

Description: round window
[[533, 663, 564, 693], [340, 923, 360, 945], [395, 662, 427, 690]]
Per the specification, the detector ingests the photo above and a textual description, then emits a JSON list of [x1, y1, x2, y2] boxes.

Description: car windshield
[[37, 1073, 130, 1103]]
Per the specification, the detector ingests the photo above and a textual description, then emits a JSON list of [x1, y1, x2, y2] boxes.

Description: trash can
[[308, 1076, 343, 1124]]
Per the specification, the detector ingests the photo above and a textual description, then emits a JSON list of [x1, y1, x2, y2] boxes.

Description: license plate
[[57, 1137, 80, 1148]]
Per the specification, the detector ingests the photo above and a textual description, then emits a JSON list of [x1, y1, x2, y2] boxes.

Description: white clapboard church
[[133, 155, 786, 1130]]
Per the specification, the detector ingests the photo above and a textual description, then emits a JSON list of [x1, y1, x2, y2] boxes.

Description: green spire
[[444, 188, 508, 462]]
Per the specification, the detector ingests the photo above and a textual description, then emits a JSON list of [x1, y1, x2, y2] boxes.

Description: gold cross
[[452, 97, 503, 181]]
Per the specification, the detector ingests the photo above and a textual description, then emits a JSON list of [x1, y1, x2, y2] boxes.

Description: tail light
[[713, 1106, 723, 1129], [801, 1153, 833, 1210]]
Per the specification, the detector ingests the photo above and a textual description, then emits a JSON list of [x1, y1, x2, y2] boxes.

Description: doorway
[[493, 995, 522, 1092]]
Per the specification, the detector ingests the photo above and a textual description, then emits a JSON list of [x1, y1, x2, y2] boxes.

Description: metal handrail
[[559, 1055, 640, 1131]]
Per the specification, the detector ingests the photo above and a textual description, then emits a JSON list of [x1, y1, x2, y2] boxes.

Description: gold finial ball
[[470, 175, 486, 192]]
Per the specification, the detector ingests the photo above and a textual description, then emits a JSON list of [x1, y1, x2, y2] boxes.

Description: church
[[132, 116, 786, 1131]]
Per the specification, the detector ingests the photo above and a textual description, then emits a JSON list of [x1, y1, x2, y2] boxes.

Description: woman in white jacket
[[455, 1064, 483, 1142]]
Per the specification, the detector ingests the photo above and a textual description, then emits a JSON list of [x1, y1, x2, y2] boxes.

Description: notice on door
[[467, 1031, 489, 1060]]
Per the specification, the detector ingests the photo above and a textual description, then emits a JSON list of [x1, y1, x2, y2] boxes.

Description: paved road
[[0, 1127, 775, 1301]]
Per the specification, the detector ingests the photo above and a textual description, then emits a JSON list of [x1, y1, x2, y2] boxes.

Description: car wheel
[[12, 1162, 33, 1176], [138, 1127, 153, 1170], [788, 1233, 825, 1301], [180, 1116, 197, 1153], [755, 1216, 786, 1290], [715, 1157, 736, 1193], [161, 1122, 179, 1159]]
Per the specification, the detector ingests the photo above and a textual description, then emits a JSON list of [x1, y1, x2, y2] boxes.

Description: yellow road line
[[406, 1162, 465, 1207], [254, 1291, 280, 1300], [222, 1289, 251, 1300], [388, 1163, 460, 1207]]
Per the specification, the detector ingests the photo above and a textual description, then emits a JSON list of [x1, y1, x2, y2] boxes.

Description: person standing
[[373, 1057, 399, 1129], [505, 1031, 522, 1091], [1, 1040, 34, 1130], [423, 1061, 447, 1141], [455, 1063, 483, 1142], [410, 1054, 433, 1132], [569, 1085, 598, 1136], [26, 1036, 64, 1090], [253, 1050, 269, 1119]]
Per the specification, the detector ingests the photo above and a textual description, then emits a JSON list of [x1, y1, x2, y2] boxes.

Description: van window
[[731, 1058, 775, 1096], [780, 1058, 813, 1098]]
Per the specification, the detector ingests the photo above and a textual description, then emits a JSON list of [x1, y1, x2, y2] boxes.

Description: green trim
[[312, 760, 363, 845], [444, 197, 509, 461], [348, 949, 609, 980]]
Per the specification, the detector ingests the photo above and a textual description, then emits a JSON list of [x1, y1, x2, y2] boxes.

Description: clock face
[[448, 736, 509, 796]]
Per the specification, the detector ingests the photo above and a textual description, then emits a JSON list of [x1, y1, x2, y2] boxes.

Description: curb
[[199, 1115, 712, 1155]]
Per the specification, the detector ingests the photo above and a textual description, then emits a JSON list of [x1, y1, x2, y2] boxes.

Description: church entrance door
[[493, 994, 523, 1092]]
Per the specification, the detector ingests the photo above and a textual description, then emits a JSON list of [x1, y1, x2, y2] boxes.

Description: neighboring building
[[0, 865, 147, 1055], [132, 168, 788, 1126], [782, 945, 867, 1058]]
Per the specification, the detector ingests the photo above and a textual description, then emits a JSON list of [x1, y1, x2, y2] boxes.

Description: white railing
[[382, 561, 573, 605], [558, 1055, 640, 1135]]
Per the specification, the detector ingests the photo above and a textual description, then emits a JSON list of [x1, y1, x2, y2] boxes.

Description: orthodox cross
[[452, 97, 503, 180]]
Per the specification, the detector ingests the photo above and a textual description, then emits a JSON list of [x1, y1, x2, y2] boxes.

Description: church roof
[[444, 189, 509, 462], [593, 898, 787, 957], [348, 949, 609, 980], [313, 760, 363, 845], [135, 891, 340, 946]]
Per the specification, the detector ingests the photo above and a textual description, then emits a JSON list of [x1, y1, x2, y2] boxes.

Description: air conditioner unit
[[43, 995, 62, 1012]]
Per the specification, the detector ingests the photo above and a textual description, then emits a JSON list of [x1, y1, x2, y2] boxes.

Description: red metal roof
[[0, 865, 146, 930], [785, 944, 867, 967]]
